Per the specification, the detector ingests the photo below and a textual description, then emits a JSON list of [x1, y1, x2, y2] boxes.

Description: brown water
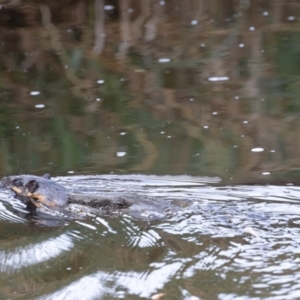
[[1, 0, 300, 299]]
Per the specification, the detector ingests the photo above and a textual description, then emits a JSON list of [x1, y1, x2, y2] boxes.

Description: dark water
[[1, 0, 300, 299], [1, 175, 300, 299]]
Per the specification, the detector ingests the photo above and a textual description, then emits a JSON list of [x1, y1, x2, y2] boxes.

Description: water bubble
[[262, 172, 270, 175], [158, 58, 171, 63], [239, 43, 244, 48], [249, 26, 255, 31], [35, 104, 45, 108], [116, 152, 126, 157], [104, 5, 114, 10], [262, 11, 269, 16], [191, 20, 198, 25], [287, 16, 296, 21], [208, 76, 229, 82], [251, 147, 264, 152], [30, 91, 40, 96], [97, 80, 105, 84]]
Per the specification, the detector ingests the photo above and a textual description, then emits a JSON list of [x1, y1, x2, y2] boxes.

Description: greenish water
[[1, 1, 300, 299]]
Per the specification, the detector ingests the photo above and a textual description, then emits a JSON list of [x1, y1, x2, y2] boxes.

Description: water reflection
[[0, 1, 300, 183], [0, 233, 74, 273]]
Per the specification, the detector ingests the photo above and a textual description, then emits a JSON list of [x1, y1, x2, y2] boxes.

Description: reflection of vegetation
[[1, 1, 300, 182], [274, 33, 300, 76]]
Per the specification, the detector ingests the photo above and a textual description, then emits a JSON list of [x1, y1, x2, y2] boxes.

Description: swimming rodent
[[1, 174, 68, 211], [1, 174, 174, 220]]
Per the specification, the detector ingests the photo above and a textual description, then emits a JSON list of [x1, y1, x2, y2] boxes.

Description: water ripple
[[0, 233, 74, 273]]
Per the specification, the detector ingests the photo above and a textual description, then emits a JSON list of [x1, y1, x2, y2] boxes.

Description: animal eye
[[12, 178, 23, 187]]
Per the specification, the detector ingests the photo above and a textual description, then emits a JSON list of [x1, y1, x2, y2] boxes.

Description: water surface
[[1, 1, 300, 299], [1, 175, 300, 299]]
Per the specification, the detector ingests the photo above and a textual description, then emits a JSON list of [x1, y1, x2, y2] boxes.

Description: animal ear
[[43, 174, 51, 180], [26, 180, 39, 193]]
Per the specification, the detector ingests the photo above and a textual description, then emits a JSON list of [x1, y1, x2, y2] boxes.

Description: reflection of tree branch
[[130, 128, 158, 171], [93, 0, 105, 55], [144, 1, 162, 41], [132, 0, 151, 40], [20, 50, 40, 70], [118, 0, 131, 57], [39, 4, 85, 98]]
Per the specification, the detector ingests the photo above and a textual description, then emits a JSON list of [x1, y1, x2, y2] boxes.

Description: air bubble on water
[[251, 147, 264, 152], [287, 16, 296, 21], [104, 5, 114, 10], [116, 152, 126, 157], [158, 58, 171, 63], [208, 76, 229, 81], [30, 91, 40, 96], [35, 104, 45, 108]]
